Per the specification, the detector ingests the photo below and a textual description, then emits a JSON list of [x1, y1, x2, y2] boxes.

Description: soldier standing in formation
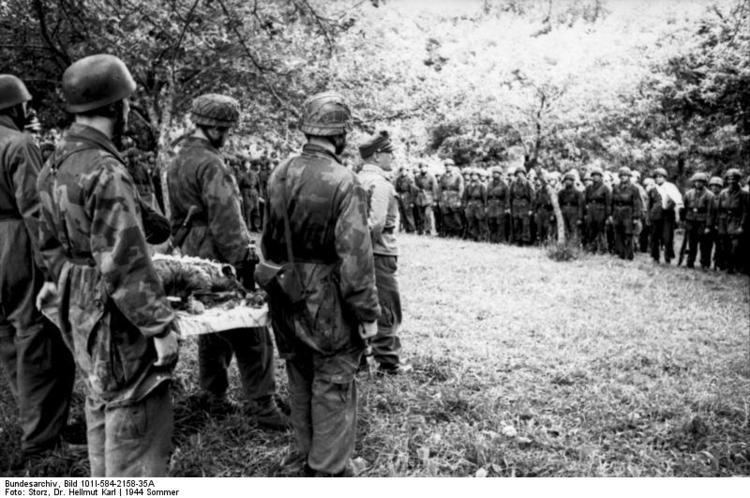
[[358, 131, 410, 374], [413, 161, 437, 236], [707, 176, 724, 268], [36, 55, 179, 476], [393, 165, 417, 233], [681, 172, 714, 269], [509, 166, 534, 245], [260, 91, 380, 476], [463, 169, 488, 241], [437, 159, 464, 237], [584, 166, 611, 254], [486, 166, 510, 243], [0, 74, 76, 467], [610, 167, 643, 260], [648, 167, 682, 264], [715, 169, 748, 274], [558, 171, 584, 245], [167, 94, 286, 428], [238, 160, 262, 232]]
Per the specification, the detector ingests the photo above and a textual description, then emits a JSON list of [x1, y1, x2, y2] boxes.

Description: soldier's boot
[[245, 396, 290, 430]]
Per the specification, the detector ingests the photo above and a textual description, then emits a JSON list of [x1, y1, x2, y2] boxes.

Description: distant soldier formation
[[394, 160, 749, 274]]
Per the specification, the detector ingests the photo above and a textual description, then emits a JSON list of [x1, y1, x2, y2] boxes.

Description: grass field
[[2, 233, 749, 477]]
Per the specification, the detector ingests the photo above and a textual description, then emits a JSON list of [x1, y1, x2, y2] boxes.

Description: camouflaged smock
[[414, 172, 437, 207], [261, 143, 380, 357], [36, 124, 175, 406], [167, 137, 251, 266]]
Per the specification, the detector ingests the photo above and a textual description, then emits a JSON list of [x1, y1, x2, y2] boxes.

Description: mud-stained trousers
[[371, 255, 402, 370], [198, 327, 277, 402], [286, 346, 362, 475], [85, 383, 173, 477]]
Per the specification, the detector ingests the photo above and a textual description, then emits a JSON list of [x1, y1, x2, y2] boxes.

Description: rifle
[[171, 205, 199, 251], [677, 227, 688, 266]]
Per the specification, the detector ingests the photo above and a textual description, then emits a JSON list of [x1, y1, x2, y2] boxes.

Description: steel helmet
[[725, 168, 742, 180], [653, 167, 668, 178], [690, 172, 708, 184], [589, 166, 604, 177], [0, 75, 32, 111], [191, 93, 240, 127], [563, 171, 576, 182], [299, 91, 352, 136], [62, 54, 136, 113], [514, 165, 527, 176], [618, 166, 632, 177], [708, 176, 723, 188]]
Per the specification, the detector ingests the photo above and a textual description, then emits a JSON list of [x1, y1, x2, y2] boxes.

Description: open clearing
[[2, 233, 749, 476]]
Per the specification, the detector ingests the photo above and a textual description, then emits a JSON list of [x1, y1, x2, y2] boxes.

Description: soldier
[[639, 177, 655, 253], [509, 165, 534, 245], [259, 92, 380, 476], [393, 165, 417, 233], [0, 74, 76, 467], [36, 55, 178, 476], [238, 159, 261, 231], [486, 166, 510, 243], [680, 173, 714, 269], [167, 94, 286, 428], [533, 174, 555, 245], [584, 166, 611, 254], [649, 167, 683, 264], [414, 161, 438, 235], [358, 131, 410, 374], [707, 176, 724, 269], [437, 159, 464, 237], [463, 169, 488, 241], [558, 171, 584, 244], [715, 169, 748, 274], [610, 167, 643, 260]]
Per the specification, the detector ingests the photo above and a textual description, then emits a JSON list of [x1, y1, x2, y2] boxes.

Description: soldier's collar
[[66, 123, 125, 163], [0, 115, 19, 131], [302, 141, 341, 163]]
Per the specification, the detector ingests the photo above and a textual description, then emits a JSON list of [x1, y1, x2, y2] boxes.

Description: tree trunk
[[147, 91, 175, 219]]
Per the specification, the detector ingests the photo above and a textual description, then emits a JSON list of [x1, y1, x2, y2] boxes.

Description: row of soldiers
[[392, 160, 749, 273]]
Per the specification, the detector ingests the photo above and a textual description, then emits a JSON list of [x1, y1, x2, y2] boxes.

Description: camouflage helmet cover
[[62, 54, 136, 113], [0, 74, 32, 111], [191, 93, 240, 127], [299, 91, 352, 136], [618, 166, 632, 177]]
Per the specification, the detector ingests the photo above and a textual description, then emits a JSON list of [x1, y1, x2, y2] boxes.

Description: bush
[[546, 240, 581, 262]]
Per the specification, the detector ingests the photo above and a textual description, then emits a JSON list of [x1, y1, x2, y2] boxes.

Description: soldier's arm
[[89, 162, 174, 337], [367, 176, 391, 236], [605, 187, 612, 218], [9, 135, 47, 271], [430, 175, 438, 200], [577, 191, 584, 220], [481, 184, 488, 205], [334, 177, 380, 323], [457, 176, 465, 199], [199, 159, 252, 266], [633, 186, 644, 219]]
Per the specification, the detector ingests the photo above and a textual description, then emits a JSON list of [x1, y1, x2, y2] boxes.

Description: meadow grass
[[2, 233, 748, 476]]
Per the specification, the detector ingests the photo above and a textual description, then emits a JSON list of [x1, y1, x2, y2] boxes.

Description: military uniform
[[168, 136, 277, 409], [558, 185, 584, 244], [0, 108, 75, 459], [38, 122, 175, 476], [584, 181, 611, 253], [463, 178, 487, 241], [715, 179, 748, 274], [261, 141, 380, 476], [393, 172, 417, 233], [414, 170, 437, 235], [486, 176, 510, 243], [611, 177, 643, 260], [682, 178, 714, 268], [437, 170, 464, 237], [359, 161, 403, 371], [533, 184, 555, 244], [239, 166, 261, 231], [509, 175, 534, 245]]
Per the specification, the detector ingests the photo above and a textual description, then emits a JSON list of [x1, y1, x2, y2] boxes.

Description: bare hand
[[153, 329, 180, 368], [35, 282, 58, 311], [359, 321, 378, 340]]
